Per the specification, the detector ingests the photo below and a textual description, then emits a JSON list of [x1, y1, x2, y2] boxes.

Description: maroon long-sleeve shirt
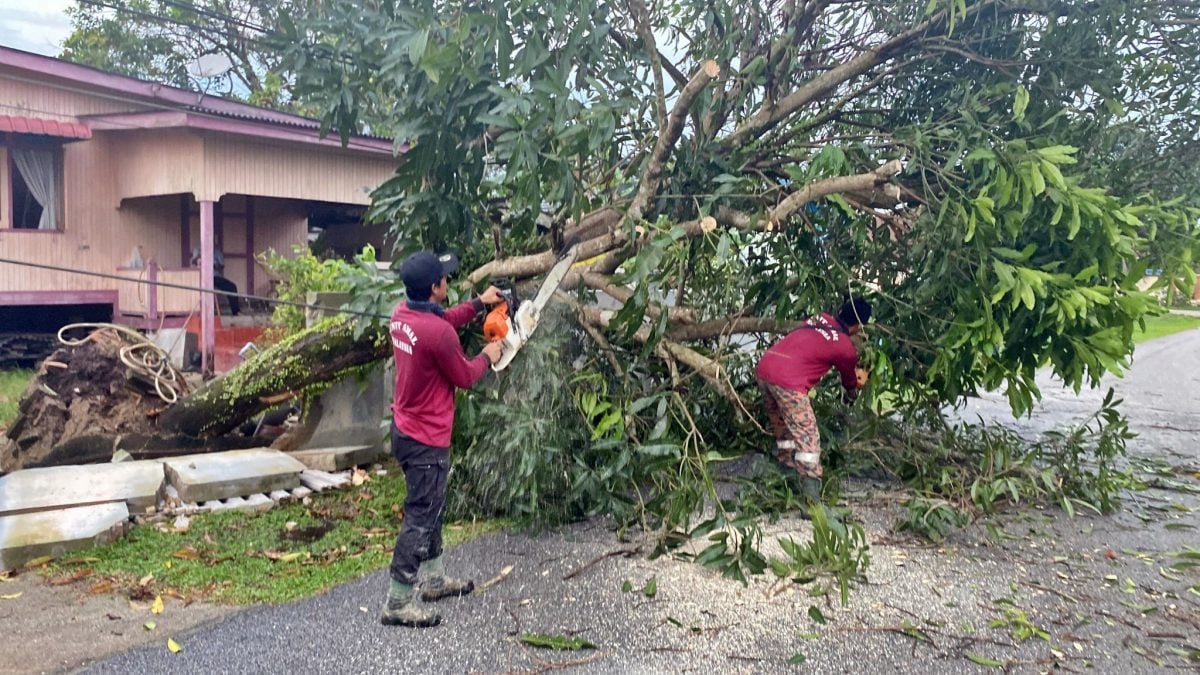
[[755, 313, 859, 394], [389, 300, 488, 448]]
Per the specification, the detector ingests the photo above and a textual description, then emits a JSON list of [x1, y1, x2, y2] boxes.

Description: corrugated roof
[[0, 115, 92, 140]]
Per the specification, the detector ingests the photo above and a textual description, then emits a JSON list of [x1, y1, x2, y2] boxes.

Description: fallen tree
[[11, 2, 1198, 566]]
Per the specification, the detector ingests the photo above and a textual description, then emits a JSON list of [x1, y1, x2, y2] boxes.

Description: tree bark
[[156, 318, 390, 438]]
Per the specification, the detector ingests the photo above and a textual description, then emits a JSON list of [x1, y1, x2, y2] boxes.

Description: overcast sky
[[0, 0, 73, 56]]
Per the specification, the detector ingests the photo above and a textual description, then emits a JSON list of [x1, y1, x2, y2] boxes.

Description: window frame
[[1, 139, 66, 232]]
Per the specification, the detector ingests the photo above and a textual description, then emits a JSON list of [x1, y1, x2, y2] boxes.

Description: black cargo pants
[[388, 425, 450, 585]]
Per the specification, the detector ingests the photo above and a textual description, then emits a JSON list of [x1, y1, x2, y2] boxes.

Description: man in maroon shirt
[[755, 298, 872, 507], [381, 250, 504, 628]]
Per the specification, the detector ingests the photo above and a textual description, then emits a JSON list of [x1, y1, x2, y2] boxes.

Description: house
[[0, 46, 400, 371]]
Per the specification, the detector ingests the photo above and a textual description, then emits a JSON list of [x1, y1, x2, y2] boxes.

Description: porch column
[[200, 200, 216, 374]]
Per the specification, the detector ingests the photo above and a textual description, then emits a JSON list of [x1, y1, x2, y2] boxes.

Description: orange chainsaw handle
[[483, 301, 510, 343]]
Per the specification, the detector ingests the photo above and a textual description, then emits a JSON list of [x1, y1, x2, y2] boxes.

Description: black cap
[[401, 251, 459, 300], [837, 297, 872, 327]]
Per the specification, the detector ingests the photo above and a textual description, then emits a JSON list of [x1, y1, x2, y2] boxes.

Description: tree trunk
[[156, 318, 390, 438]]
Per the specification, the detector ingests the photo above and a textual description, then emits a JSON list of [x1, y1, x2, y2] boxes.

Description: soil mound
[[2, 337, 169, 472]]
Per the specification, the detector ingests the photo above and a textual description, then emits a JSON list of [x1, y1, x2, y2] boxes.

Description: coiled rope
[[57, 323, 190, 404]]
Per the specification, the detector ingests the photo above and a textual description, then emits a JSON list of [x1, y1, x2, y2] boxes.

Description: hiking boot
[[379, 597, 441, 627], [800, 477, 823, 504], [419, 575, 475, 602]]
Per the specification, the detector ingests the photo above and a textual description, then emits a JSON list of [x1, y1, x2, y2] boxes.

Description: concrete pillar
[[200, 200, 215, 374]]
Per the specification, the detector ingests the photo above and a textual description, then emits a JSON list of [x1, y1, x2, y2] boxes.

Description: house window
[[1, 145, 64, 230]]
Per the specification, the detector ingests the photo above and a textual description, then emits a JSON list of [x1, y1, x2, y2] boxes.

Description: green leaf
[[966, 652, 1004, 668], [409, 28, 430, 66], [643, 576, 658, 598], [788, 652, 807, 665], [519, 633, 597, 650], [807, 605, 826, 624], [621, 579, 632, 593], [1013, 85, 1030, 121]]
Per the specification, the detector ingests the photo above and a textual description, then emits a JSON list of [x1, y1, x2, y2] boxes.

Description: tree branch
[[627, 60, 721, 223], [767, 160, 903, 228], [718, 11, 958, 150], [560, 293, 750, 415], [629, 0, 667, 128]]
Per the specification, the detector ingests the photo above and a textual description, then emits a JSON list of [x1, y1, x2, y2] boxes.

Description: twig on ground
[[1021, 580, 1081, 604], [562, 546, 640, 581], [477, 564, 515, 594]]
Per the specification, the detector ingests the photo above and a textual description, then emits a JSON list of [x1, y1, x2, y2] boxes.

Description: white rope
[[57, 323, 190, 404]]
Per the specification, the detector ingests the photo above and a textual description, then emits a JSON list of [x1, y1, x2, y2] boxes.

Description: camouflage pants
[[758, 379, 822, 479]]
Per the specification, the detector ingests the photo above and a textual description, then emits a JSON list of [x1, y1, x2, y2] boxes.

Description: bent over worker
[[755, 298, 872, 505], [381, 251, 504, 628]]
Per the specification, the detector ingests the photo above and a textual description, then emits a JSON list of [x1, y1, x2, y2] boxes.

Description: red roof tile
[[0, 115, 92, 140]]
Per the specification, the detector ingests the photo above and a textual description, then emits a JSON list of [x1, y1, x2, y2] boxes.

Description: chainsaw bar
[[491, 245, 580, 372]]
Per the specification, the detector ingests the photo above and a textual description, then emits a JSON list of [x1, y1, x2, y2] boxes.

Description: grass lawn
[[44, 466, 509, 605], [0, 369, 33, 431], [1134, 313, 1200, 344]]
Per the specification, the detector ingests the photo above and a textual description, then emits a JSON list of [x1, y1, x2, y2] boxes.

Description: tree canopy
[[61, 0, 303, 108], [282, 0, 1199, 418]]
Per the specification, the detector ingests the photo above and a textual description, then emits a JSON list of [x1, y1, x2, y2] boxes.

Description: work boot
[[799, 477, 822, 503], [419, 575, 475, 602], [380, 581, 441, 627]]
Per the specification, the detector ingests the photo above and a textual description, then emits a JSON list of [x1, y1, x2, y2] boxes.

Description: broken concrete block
[[268, 490, 292, 503], [290, 487, 312, 500], [288, 445, 385, 472], [0, 502, 129, 571], [0, 462, 164, 516], [295, 361, 392, 455], [164, 449, 305, 503]]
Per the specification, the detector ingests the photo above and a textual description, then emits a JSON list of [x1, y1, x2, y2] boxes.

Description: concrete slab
[[287, 445, 384, 472], [163, 449, 305, 503], [298, 363, 392, 453], [0, 462, 165, 516], [0, 502, 129, 570]]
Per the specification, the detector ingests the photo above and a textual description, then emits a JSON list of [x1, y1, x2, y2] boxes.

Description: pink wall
[[0, 65, 396, 311]]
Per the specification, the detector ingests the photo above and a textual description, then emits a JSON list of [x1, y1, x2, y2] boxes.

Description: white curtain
[[11, 148, 59, 230]]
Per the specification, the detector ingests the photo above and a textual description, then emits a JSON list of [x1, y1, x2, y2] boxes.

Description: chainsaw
[[483, 246, 579, 371]]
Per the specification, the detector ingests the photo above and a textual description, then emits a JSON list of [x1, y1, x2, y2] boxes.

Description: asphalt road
[[82, 330, 1200, 674]]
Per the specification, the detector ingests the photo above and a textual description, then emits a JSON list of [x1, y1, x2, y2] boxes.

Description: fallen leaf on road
[[0, 571, 14, 582], [144, 621, 157, 631], [966, 653, 1004, 668], [519, 633, 595, 650], [1, 592, 23, 600], [89, 580, 115, 594], [49, 568, 93, 585], [787, 653, 807, 664], [138, 574, 154, 587], [106, 613, 121, 621], [166, 638, 182, 653], [23, 556, 53, 569], [151, 595, 164, 614], [642, 576, 658, 598]]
